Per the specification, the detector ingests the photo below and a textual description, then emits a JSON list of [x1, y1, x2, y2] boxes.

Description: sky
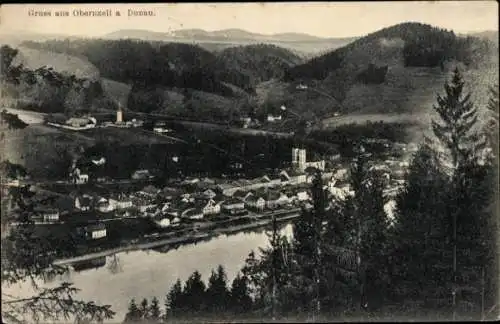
[[0, 2, 498, 38]]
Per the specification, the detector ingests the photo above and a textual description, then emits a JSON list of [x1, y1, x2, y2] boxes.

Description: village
[[3, 104, 419, 261]]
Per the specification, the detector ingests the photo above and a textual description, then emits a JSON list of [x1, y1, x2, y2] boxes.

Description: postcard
[[0, 2, 498, 323]]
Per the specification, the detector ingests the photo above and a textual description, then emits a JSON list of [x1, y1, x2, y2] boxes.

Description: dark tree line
[[22, 39, 242, 98], [124, 265, 253, 323], [0, 109, 28, 130]]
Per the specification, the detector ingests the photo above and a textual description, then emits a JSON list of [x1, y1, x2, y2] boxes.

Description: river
[[3, 223, 294, 323]]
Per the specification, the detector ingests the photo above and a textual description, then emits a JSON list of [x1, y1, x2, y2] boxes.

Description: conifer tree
[[348, 148, 390, 313], [123, 299, 141, 323], [206, 265, 230, 314], [139, 298, 149, 321], [183, 270, 207, 315], [230, 273, 253, 315], [485, 84, 499, 159], [165, 279, 183, 320], [149, 297, 161, 322], [431, 67, 486, 170], [431, 68, 492, 319], [390, 143, 452, 312]]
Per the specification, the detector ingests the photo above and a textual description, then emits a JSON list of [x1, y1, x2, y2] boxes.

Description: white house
[[85, 223, 107, 240], [139, 185, 160, 198], [153, 214, 172, 228], [75, 195, 93, 211], [77, 173, 89, 184], [153, 127, 172, 134], [267, 114, 282, 122], [203, 189, 217, 199], [296, 190, 310, 202], [182, 208, 204, 220], [333, 168, 349, 181], [266, 191, 289, 209], [91, 157, 106, 166], [70, 167, 89, 184], [281, 170, 307, 185], [131, 170, 153, 180], [109, 196, 133, 210], [244, 195, 266, 211], [198, 199, 221, 215], [222, 199, 245, 212], [96, 198, 114, 213], [65, 117, 96, 129], [34, 208, 60, 223], [182, 177, 200, 185]]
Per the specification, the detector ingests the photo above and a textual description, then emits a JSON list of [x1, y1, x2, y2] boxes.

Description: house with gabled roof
[[153, 213, 180, 228], [181, 208, 204, 220], [244, 195, 266, 211], [194, 198, 221, 216], [139, 185, 160, 198], [222, 198, 245, 213], [33, 207, 60, 223], [202, 188, 217, 199], [75, 194, 93, 211], [233, 190, 253, 201], [266, 191, 290, 210], [95, 197, 114, 213], [282, 169, 307, 185], [83, 223, 107, 240]]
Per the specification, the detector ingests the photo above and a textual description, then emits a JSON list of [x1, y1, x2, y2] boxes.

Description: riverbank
[[53, 208, 301, 266]]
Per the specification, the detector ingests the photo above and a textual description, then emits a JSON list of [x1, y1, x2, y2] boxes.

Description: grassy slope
[[1, 124, 95, 179], [12, 46, 100, 80], [258, 25, 499, 140]]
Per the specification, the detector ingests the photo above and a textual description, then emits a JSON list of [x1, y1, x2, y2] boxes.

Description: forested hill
[[21, 39, 304, 96], [284, 22, 496, 81], [0, 45, 115, 114], [21, 39, 235, 97], [214, 44, 304, 91]]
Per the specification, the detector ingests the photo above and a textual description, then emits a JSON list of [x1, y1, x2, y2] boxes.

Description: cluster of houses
[[46, 105, 145, 131], [47, 115, 97, 130], [18, 142, 419, 243]]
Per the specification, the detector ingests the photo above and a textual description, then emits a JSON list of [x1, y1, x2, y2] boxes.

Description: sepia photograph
[[0, 2, 498, 323]]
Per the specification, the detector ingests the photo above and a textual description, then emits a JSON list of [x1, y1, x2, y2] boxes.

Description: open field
[[2, 108, 46, 125], [1, 124, 95, 179], [12, 46, 100, 80], [80, 127, 179, 145]]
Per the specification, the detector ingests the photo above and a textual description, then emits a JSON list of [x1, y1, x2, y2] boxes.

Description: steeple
[[116, 102, 123, 123]]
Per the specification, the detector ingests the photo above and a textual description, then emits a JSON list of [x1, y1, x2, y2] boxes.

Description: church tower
[[292, 147, 307, 171], [116, 103, 123, 124]]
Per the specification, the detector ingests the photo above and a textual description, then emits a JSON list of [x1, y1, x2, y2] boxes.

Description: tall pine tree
[[139, 298, 149, 321], [165, 279, 183, 320], [206, 265, 230, 315], [123, 299, 141, 323], [149, 297, 161, 322], [183, 270, 207, 316], [390, 142, 452, 315], [230, 273, 253, 315]]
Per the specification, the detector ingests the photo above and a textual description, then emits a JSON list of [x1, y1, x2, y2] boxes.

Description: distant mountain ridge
[[101, 28, 358, 56], [103, 28, 345, 42], [4, 23, 498, 129]]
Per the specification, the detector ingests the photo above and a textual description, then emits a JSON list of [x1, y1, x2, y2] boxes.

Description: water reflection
[[54, 223, 293, 321], [107, 255, 123, 275]]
